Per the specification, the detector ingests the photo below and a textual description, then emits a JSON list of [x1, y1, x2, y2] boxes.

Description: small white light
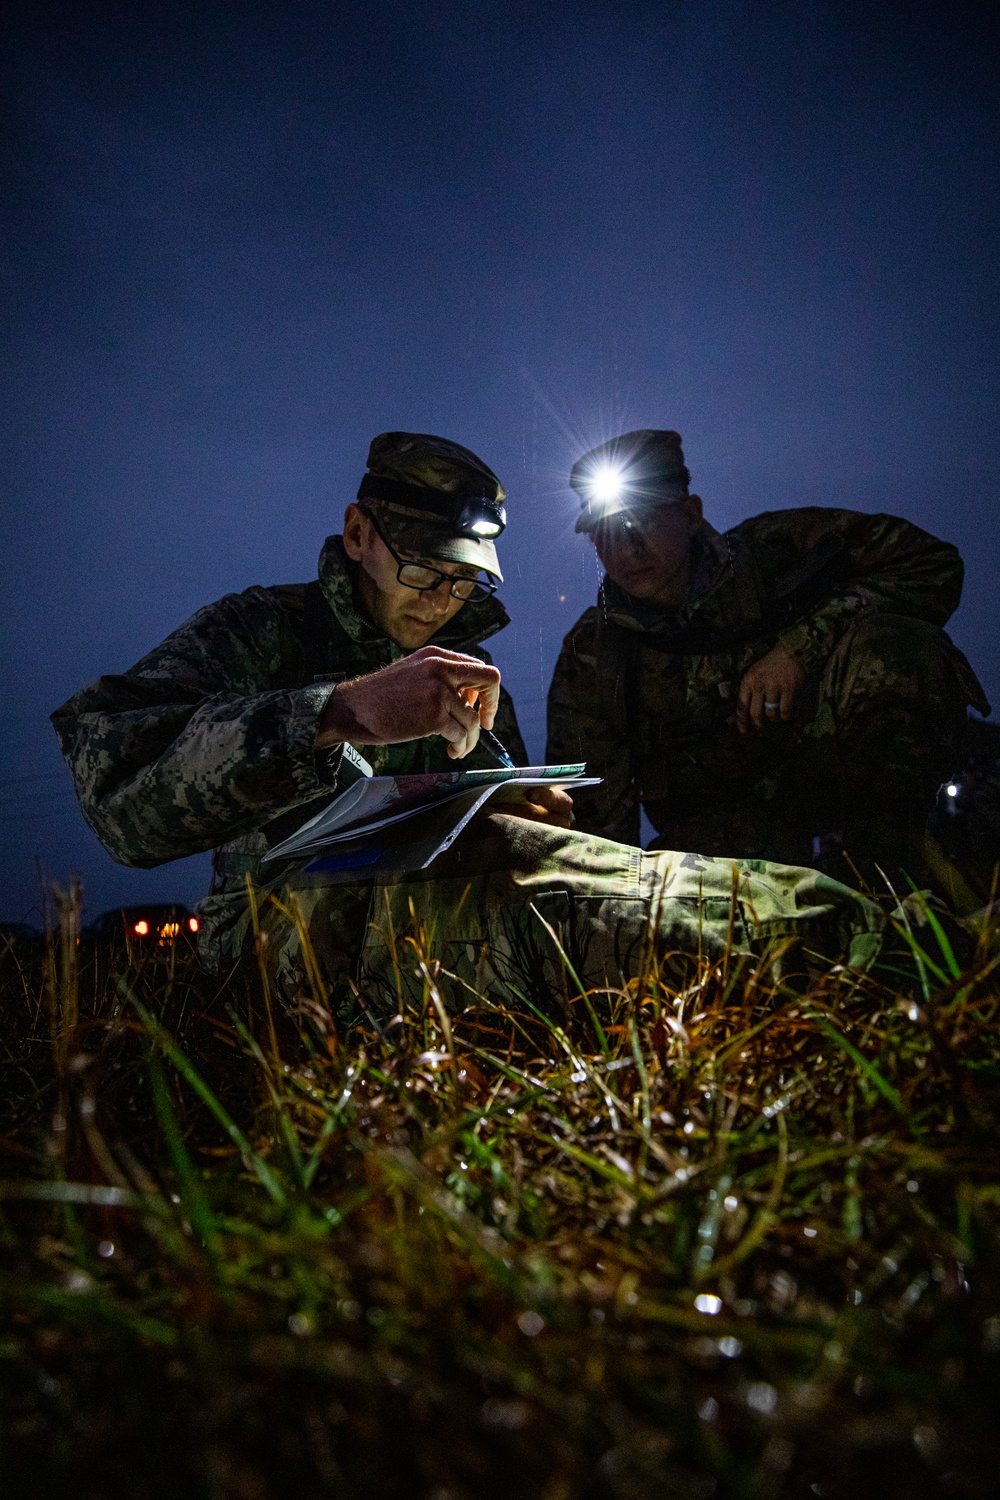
[[746, 1381, 777, 1416], [724, 1195, 739, 1212], [946, 783, 959, 798], [588, 463, 624, 505], [694, 1293, 722, 1315], [470, 518, 500, 536], [517, 1310, 545, 1337]]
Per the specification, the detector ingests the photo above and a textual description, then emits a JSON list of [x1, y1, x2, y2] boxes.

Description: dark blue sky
[[2, 0, 998, 922]]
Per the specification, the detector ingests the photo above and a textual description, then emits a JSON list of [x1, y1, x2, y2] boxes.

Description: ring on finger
[[763, 700, 779, 712]]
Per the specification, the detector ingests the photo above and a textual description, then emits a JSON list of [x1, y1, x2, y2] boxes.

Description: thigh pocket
[[489, 888, 652, 996]]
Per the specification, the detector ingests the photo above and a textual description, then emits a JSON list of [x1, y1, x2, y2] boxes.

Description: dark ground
[[2, 880, 1000, 1499]]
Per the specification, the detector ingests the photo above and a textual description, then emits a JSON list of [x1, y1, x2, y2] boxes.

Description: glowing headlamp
[[585, 463, 627, 508], [357, 473, 506, 539], [571, 431, 692, 533], [576, 460, 685, 518], [455, 495, 506, 539]]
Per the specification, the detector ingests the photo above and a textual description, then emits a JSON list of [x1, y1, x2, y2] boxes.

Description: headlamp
[[357, 473, 505, 538], [576, 460, 686, 520], [571, 430, 692, 533], [455, 495, 506, 539], [585, 463, 627, 508]]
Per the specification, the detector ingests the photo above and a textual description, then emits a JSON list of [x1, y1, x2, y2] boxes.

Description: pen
[[458, 688, 515, 768], [481, 728, 515, 768]]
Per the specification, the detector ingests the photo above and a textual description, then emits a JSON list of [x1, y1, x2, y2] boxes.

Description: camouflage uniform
[[548, 507, 990, 878]]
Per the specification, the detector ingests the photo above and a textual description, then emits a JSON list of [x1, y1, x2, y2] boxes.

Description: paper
[[262, 763, 600, 869]]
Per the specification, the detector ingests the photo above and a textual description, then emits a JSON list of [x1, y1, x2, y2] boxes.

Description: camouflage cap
[[570, 429, 690, 533], [357, 431, 506, 580]]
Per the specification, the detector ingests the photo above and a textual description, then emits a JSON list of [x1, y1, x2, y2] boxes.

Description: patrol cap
[[570, 429, 690, 533], [357, 431, 506, 581]]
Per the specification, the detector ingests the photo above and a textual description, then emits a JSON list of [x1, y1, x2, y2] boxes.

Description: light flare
[[586, 463, 625, 506]]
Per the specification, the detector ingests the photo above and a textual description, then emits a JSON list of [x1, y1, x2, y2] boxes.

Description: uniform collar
[[317, 534, 512, 649]]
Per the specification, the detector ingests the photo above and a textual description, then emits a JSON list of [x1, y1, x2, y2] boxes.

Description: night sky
[[2, 0, 998, 923]]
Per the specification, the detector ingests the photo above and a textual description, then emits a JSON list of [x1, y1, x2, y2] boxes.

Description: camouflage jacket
[[52, 535, 528, 887], [546, 507, 988, 845]]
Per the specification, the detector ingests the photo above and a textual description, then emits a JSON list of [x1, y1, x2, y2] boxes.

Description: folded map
[[261, 763, 600, 881]]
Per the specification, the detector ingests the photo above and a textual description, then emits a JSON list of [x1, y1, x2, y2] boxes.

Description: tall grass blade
[[529, 901, 610, 1058], [122, 984, 287, 1206], [148, 1053, 220, 1264], [805, 1010, 922, 1141]]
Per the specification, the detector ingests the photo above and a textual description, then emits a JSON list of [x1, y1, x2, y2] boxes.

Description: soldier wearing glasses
[[52, 433, 567, 972], [54, 430, 887, 1014]]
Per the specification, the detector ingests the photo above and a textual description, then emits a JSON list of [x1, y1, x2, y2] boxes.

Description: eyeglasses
[[369, 514, 497, 601], [593, 501, 686, 537]]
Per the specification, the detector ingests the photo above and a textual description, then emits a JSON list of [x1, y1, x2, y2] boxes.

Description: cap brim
[[575, 489, 689, 533], [377, 508, 503, 581], [574, 496, 633, 533]]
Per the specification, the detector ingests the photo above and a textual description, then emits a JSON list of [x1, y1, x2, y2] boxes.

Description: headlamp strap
[[358, 472, 496, 522]]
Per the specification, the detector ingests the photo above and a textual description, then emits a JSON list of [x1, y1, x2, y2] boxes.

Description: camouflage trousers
[[648, 614, 980, 881], [224, 813, 885, 1020]]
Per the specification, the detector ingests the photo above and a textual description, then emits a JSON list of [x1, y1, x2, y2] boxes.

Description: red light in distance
[[134, 920, 149, 936], [188, 916, 199, 933]]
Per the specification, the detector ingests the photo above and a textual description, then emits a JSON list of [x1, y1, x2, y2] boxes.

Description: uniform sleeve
[[749, 510, 966, 675], [50, 591, 344, 868], [546, 609, 640, 845]]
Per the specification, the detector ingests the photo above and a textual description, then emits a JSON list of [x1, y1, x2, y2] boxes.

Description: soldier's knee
[[822, 613, 966, 717]]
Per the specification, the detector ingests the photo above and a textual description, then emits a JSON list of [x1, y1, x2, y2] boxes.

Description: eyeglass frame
[[365, 510, 497, 602]]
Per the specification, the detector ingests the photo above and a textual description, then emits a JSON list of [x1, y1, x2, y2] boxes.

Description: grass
[[1, 882, 1000, 1499]]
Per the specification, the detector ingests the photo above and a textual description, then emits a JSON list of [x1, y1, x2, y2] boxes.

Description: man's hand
[[316, 647, 501, 759], [736, 644, 806, 734], [496, 784, 574, 828]]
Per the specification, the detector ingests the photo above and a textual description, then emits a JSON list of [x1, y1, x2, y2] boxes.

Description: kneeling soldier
[[548, 429, 989, 884]]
